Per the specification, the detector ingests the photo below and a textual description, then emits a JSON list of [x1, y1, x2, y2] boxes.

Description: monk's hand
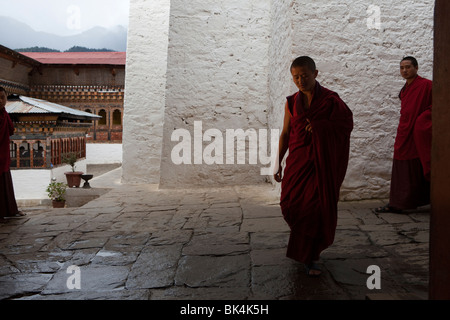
[[305, 119, 313, 133], [274, 166, 283, 183]]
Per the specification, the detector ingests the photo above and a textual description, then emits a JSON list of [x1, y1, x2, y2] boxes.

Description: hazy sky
[[0, 0, 130, 35]]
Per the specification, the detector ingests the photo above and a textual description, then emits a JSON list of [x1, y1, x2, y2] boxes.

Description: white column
[[122, 0, 171, 184]]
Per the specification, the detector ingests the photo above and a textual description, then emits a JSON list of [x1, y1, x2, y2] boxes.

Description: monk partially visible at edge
[[0, 86, 25, 222], [274, 56, 353, 276]]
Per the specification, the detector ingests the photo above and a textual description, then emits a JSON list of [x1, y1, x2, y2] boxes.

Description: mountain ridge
[[0, 16, 127, 52]]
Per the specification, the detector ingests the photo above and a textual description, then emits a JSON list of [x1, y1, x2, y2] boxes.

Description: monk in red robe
[[0, 86, 24, 222], [274, 57, 353, 276], [375, 57, 432, 213]]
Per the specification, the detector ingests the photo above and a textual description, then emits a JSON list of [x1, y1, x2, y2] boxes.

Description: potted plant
[[62, 152, 84, 188], [46, 181, 67, 208]]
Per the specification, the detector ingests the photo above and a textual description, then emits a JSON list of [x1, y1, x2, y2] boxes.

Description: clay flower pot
[[65, 171, 84, 188], [52, 200, 66, 208]]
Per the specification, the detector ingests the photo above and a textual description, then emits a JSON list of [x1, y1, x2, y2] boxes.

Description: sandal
[[11, 211, 26, 218], [373, 204, 402, 214], [305, 263, 322, 277]]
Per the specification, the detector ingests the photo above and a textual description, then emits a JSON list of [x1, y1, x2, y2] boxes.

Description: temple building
[[0, 45, 125, 143], [6, 95, 100, 170], [2, 94, 100, 202], [0, 44, 123, 202]]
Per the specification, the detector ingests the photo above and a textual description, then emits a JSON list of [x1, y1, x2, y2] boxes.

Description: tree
[[65, 46, 115, 52], [15, 46, 60, 52]]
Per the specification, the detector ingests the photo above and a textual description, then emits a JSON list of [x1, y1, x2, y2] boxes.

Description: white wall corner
[[122, 0, 171, 184]]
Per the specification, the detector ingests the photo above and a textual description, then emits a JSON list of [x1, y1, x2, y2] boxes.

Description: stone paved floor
[[0, 184, 430, 300]]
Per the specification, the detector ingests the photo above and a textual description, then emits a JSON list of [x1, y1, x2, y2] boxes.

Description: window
[[113, 109, 122, 125], [10, 142, 17, 168], [33, 141, 45, 167], [51, 141, 56, 165], [19, 142, 30, 168], [99, 109, 107, 125]]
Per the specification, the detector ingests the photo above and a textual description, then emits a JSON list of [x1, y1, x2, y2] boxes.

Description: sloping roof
[[6, 96, 101, 120], [0, 45, 42, 67], [19, 52, 126, 66]]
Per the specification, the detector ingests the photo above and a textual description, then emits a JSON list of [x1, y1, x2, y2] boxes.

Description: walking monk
[[274, 57, 353, 276], [0, 86, 24, 222], [375, 57, 432, 213]]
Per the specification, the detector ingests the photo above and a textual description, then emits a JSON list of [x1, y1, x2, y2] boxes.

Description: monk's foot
[[8, 211, 26, 219], [305, 262, 322, 277], [16, 211, 26, 217], [10, 211, 26, 218], [373, 204, 403, 214]]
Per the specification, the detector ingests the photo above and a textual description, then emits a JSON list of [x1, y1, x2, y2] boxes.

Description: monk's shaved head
[[401, 56, 418, 68], [291, 56, 317, 73]]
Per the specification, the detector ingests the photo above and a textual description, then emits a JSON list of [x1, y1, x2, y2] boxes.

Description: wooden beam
[[429, 0, 450, 300]]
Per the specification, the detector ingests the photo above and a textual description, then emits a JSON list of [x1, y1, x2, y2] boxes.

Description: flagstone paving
[[0, 184, 430, 300]]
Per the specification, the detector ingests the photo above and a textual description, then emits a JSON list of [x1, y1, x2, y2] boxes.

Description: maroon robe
[[394, 76, 432, 160], [414, 106, 432, 181], [390, 76, 432, 209], [280, 82, 353, 263], [0, 107, 19, 218]]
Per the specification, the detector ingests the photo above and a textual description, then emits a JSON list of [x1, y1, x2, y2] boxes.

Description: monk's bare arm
[[274, 102, 291, 182]]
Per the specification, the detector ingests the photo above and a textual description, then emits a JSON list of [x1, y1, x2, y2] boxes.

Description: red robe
[[0, 108, 14, 173], [389, 76, 432, 210], [280, 82, 353, 263], [1, 107, 19, 218], [414, 106, 432, 181], [394, 76, 432, 160]]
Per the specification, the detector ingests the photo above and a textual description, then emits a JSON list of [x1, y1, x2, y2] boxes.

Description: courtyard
[[0, 177, 430, 301]]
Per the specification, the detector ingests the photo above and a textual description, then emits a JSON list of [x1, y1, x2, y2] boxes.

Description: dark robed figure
[[376, 57, 432, 213], [0, 87, 23, 221], [275, 57, 353, 276]]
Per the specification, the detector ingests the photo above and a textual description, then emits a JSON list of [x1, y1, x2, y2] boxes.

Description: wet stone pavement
[[0, 184, 430, 300]]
